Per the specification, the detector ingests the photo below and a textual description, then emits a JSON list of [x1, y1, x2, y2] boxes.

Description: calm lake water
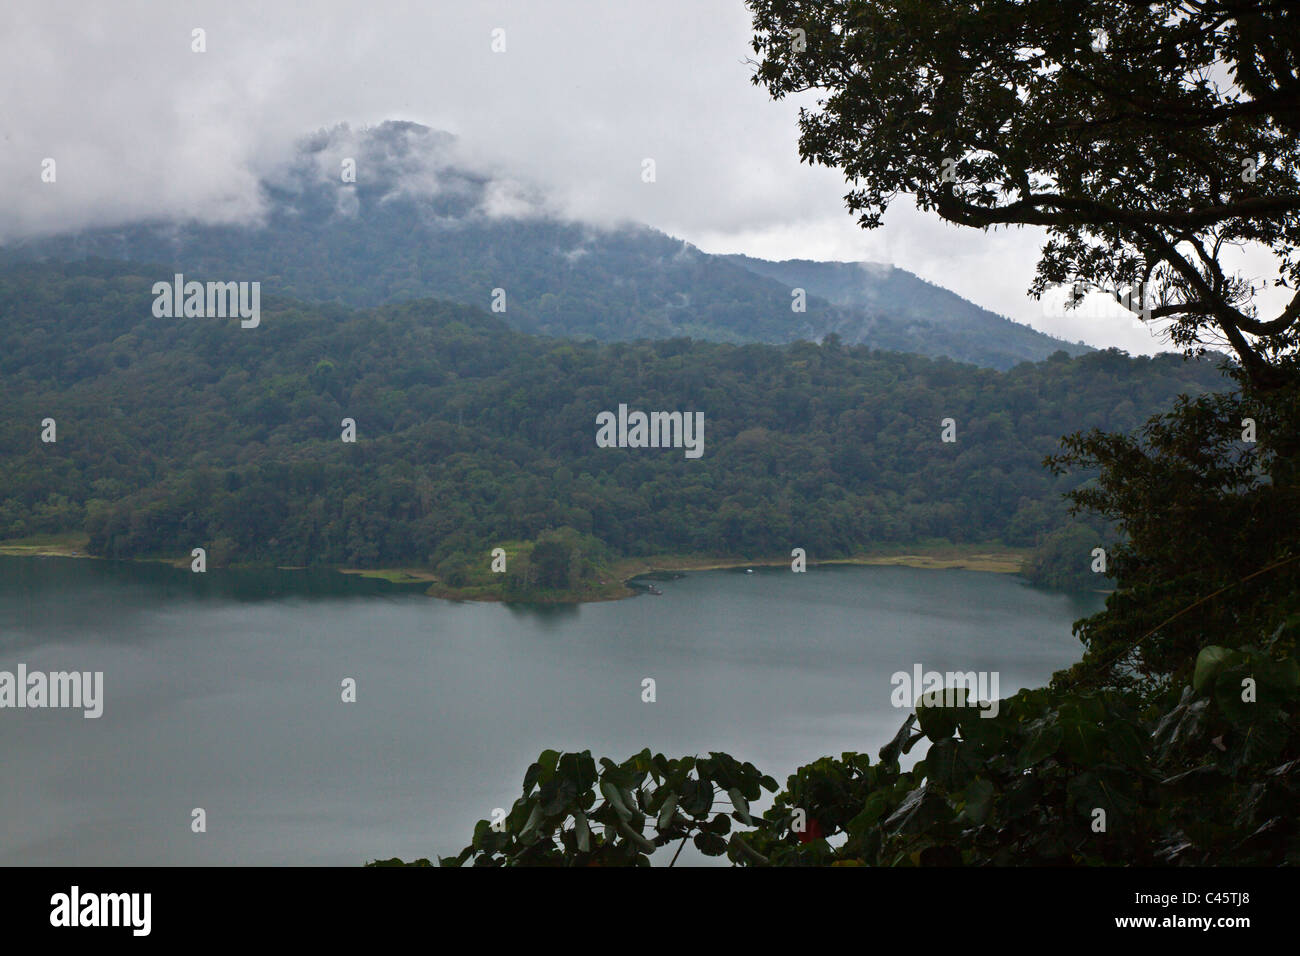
[[0, 555, 1102, 865]]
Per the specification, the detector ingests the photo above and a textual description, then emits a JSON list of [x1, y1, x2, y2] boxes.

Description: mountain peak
[[1, 122, 1090, 368]]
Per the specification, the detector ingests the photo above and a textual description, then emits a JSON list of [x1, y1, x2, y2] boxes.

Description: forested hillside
[[725, 254, 1085, 367], [0, 121, 1089, 369], [0, 260, 1225, 586]]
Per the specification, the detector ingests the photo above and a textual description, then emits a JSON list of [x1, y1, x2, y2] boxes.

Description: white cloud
[[0, 0, 1289, 356]]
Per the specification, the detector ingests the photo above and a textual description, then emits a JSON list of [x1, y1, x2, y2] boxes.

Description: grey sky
[[2, 0, 1284, 354]]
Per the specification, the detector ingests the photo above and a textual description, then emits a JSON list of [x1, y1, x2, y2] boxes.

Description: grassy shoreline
[[0, 534, 1030, 604], [613, 546, 1026, 577], [0, 533, 93, 558]]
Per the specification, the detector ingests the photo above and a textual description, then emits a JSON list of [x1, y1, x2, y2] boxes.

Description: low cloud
[[1, 0, 1287, 357]]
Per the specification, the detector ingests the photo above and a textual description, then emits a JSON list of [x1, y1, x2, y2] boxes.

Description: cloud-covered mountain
[[3, 121, 1090, 368]]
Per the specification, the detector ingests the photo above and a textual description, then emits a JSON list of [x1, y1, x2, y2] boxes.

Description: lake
[[0, 555, 1102, 865]]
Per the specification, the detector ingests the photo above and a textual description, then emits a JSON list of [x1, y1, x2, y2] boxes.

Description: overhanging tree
[[748, 0, 1300, 685], [747, 0, 1300, 391], [410, 1, 1300, 865]]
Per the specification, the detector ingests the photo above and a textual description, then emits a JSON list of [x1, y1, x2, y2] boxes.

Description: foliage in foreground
[[368, 624, 1298, 867], [361, 0, 1300, 865], [1051, 372, 1300, 689], [370, 365, 1299, 867]]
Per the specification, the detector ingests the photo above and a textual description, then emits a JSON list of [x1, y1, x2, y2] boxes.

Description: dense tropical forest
[[0, 260, 1224, 595], [4, 0, 1298, 873]]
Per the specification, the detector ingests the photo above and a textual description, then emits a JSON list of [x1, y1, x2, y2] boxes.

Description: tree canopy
[[747, 0, 1300, 389], [0, 261, 1219, 591]]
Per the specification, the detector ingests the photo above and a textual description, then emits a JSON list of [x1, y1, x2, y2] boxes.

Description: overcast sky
[[2, 0, 1285, 354]]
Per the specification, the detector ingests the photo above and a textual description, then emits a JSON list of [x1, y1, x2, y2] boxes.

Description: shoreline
[[613, 548, 1027, 577], [0, 535, 1030, 604]]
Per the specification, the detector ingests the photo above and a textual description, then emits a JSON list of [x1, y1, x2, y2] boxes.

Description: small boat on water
[[745, 568, 754, 574], [646, 584, 663, 595]]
